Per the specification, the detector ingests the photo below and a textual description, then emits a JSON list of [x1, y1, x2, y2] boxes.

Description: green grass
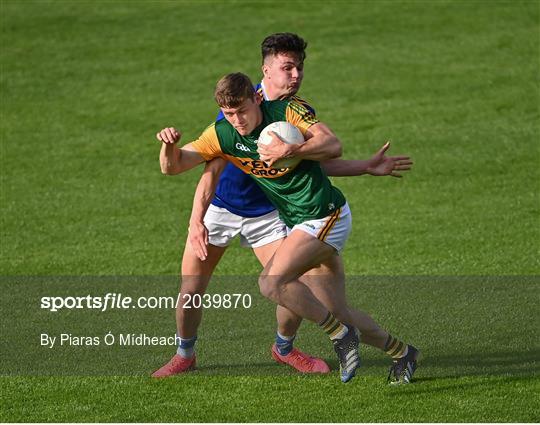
[[1, 0, 539, 422], [3, 375, 537, 422], [1, 277, 539, 422]]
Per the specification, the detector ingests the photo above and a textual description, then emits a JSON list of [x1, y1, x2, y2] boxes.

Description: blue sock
[[177, 335, 197, 358], [275, 332, 295, 356]]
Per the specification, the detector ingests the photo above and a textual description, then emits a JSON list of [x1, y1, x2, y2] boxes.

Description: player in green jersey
[[157, 72, 420, 383]]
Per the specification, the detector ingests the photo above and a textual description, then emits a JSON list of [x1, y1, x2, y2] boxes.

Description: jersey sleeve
[[290, 95, 316, 115], [189, 123, 223, 161], [285, 100, 320, 135]]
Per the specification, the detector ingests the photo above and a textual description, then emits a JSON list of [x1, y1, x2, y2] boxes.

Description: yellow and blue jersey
[[211, 83, 316, 217]]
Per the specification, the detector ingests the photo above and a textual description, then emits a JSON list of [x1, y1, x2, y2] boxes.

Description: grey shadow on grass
[[163, 347, 539, 377], [325, 347, 539, 381], [415, 348, 540, 377], [192, 361, 288, 375], [388, 375, 536, 398]]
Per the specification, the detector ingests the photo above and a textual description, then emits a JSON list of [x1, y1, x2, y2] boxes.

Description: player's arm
[[188, 158, 227, 261], [158, 124, 223, 175], [282, 98, 343, 161], [292, 122, 342, 161], [158, 127, 206, 175], [258, 114, 342, 166], [322, 142, 413, 178], [190, 158, 227, 224]]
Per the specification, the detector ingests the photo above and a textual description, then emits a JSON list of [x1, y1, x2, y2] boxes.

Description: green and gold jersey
[[190, 100, 346, 227]]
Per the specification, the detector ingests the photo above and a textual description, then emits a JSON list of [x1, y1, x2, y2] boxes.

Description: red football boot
[[271, 344, 330, 374], [151, 354, 196, 378]]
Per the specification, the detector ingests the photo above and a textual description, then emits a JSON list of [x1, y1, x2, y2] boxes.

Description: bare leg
[[252, 238, 303, 336], [258, 230, 365, 383], [300, 255, 388, 350], [177, 240, 227, 338], [152, 240, 227, 377], [258, 230, 337, 323]]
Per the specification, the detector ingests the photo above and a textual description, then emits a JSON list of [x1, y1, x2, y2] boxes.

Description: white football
[[258, 121, 304, 168]]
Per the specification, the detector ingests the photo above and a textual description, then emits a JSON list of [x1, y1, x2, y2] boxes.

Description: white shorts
[[287, 203, 352, 252], [203, 204, 287, 248]]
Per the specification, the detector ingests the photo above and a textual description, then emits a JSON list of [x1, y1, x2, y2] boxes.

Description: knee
[[180, 273, 209, 294], [178, 282, 207, 310], [178, 291, 198, 312], [258, 274, 282, 302]]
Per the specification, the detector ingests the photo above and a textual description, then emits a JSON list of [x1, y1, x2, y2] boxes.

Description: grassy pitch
[[1, 0, 539, 422]]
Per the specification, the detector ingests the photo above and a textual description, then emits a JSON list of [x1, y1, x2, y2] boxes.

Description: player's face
[[262, 53, 304, 98], [221, 95, 262, 136]]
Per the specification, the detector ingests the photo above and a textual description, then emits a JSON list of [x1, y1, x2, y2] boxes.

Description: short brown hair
[[214, 72, 255, 108], [261, 33, 307, 63]]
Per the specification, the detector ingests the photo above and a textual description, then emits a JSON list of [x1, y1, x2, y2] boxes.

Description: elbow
[[331, 139, 343, 159], [160, 162, 170, 175], [160, 163, 180, 175]]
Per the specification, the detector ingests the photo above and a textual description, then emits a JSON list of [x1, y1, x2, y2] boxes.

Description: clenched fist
[[157, 127, 181, 144]]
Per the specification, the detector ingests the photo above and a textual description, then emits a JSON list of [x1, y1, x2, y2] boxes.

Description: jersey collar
[[260, 80, 270, 101]]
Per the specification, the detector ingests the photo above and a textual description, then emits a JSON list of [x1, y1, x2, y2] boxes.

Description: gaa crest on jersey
[[235, 142, 251, 152]]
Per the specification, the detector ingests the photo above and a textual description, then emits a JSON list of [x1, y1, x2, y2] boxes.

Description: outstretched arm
[[188, 158, 227, 261], [157, 127, 206, 175], [322, 142, 413, 178]]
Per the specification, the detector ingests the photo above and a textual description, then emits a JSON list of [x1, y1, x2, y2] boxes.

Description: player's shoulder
[[213, 116, 237, 141], [195, 121, 221, 146], [201, 120, 218, 135], [261, 99, 289, 122], [261, 97, 317, 123], [284, 98, 318, 127], [289, 95, 316, 115], [261, 99, 288, 110]]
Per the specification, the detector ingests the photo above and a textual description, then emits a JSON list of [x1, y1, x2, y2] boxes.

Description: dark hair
[[214, 72, 255, 108], [261, 32, 307, 63]]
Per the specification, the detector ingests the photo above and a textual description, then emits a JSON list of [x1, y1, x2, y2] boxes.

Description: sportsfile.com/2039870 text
[[40, 292, 252, 312]]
